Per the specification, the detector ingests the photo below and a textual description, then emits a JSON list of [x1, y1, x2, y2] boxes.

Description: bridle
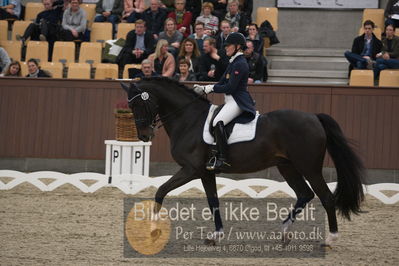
[[127, 89, 204, 130]]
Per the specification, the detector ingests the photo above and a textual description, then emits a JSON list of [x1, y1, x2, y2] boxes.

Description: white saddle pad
[[203, 105, 260, 145]]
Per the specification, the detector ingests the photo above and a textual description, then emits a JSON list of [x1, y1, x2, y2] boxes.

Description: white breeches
[[213, 95, 243, 127]]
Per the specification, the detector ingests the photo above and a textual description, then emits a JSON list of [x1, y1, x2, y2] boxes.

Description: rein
[[128, 90, 205, 130]]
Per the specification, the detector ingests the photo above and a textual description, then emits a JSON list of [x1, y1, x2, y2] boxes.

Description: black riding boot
[[206, 121, 230, 172]]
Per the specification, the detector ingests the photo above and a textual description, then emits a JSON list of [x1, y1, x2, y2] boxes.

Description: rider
[[193, 32, 256, 172]]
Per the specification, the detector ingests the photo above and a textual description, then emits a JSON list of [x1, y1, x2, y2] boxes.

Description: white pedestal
[[105, 140, 152, 183]]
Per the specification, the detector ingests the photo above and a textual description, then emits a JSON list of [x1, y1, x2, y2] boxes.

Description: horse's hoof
[[282, 232, 292, 245], [151, 229, 162, 242], [320, 243, 333, 249], [204, 239, 216, 246]]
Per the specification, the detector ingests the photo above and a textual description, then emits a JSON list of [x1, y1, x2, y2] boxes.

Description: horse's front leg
[[154, 167, 197, 209], [201, 173, 224, 245], [150, 167, 198, 241]]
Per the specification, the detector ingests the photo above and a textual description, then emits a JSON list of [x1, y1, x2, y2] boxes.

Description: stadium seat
[[81, 3, 96, 29], [117, 23, 135, 39], [123, 64, 141, 79], [0, 40, 22, 61], [11, 21, 31, 41], [256, 7, 278, 30], [41, 62, 63, 78], [20, 61, 28, 76], [78, 42, 102, 65], [94, 63, 119, 79], [25, 41, 48, 63], [349, 70, 374, 86], [91, 22, 113, 45], [52, 41, 76, 65], [359, 27, 382, 39], [0, 20, 7, 41], [378, 70, 399, 87], [67, 63, 91, 79], [24, 2, 45, 22], [362, 9, 385, 29]]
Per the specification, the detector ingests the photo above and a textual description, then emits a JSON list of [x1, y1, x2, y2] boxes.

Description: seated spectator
[[130, 58, 159, 80], [198, 37, 228, 81], [177, 37, 201, 74], [167, 0, 192, 38], [185, 0, 201, 23], [117, 19, 155, 68], [26, 58, 51, 78], [344, 20, 382, 70], [238, 0, 253, 25], [1, 60, 21, 77], [374, 24, 399, 78], [173, 57, 196, 81], [215, 20, 231, 50], [16, 0, 63, 44], [195, 2, 218, 36], [244, 40, 267, 83], [123, 0, 145, 22], [159, 18, 183, 57], [143, 0, 168, 39], [384, 0, 399, 28], [246, 23, 264, 55], [0, 0, 21, 20], [95, 0, 123, 38], [148, 39, 175, 77], [160, 0, 174, 13], [60, 0, 87, 41], [204, 0, 227, 22], [0, 46, 11, 73], [189, 21, 208, 54], [224, 0, 249, 34]]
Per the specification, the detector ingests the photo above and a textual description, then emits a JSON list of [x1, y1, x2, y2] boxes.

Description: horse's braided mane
[[138, 77, 211, 104]]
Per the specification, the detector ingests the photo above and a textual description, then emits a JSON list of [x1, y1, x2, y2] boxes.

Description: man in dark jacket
[[384, 0, 399, 27], [198, 37, 228, 81], [16, 0, 64, 43], [118, 19, 155, 68], [143, 0, 168, 39], [344, 20, 382, 70], [244, 40, 267, 83]]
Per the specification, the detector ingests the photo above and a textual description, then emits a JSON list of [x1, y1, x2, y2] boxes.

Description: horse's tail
[[316, 113, 365, 220]]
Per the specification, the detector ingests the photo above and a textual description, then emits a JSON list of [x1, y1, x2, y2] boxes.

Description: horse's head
[[121, 82, 158, 142]]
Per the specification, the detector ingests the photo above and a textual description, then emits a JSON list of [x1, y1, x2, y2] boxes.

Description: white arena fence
[[0, 170, 398, 205]]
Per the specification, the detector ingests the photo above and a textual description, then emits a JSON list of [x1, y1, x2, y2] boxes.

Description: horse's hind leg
[[201, 173, 224, 245], [305, 171, 338, 247], [277, 162, 315, 233]]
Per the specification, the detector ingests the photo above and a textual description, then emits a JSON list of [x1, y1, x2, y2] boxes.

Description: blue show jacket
[[213, 54, 256, 123]]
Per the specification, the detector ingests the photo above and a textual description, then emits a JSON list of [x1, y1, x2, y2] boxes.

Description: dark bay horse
[[121, 77, 365, 247]]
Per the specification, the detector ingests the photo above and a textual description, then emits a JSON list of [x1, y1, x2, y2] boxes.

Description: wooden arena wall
[[0, 78, 398, 169]]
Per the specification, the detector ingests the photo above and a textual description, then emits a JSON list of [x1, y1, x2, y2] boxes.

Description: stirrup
[[206, 156, 217, 171], [206, 157, 231, 172]]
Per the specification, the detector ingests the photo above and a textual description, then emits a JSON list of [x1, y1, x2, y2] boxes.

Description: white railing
[[0, 170, 398, 204]]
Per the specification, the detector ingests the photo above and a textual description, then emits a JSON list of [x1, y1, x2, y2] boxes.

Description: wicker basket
[[115, 112, 138, 141]]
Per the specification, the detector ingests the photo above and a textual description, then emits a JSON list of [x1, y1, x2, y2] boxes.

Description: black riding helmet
[[224, 32, 247, 48]]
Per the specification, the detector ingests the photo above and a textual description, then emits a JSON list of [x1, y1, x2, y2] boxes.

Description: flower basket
[[115, 100, 138, 141]]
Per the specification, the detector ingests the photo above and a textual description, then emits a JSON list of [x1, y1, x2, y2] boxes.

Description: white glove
[[193, 84, 206, 95], [193, 84, 214, 95]]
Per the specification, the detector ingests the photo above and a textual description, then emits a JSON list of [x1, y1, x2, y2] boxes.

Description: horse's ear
[[120, 82, 130, 94]]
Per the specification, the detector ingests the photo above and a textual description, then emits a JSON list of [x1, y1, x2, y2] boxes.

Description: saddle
[[203, 105, 260, 145]]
